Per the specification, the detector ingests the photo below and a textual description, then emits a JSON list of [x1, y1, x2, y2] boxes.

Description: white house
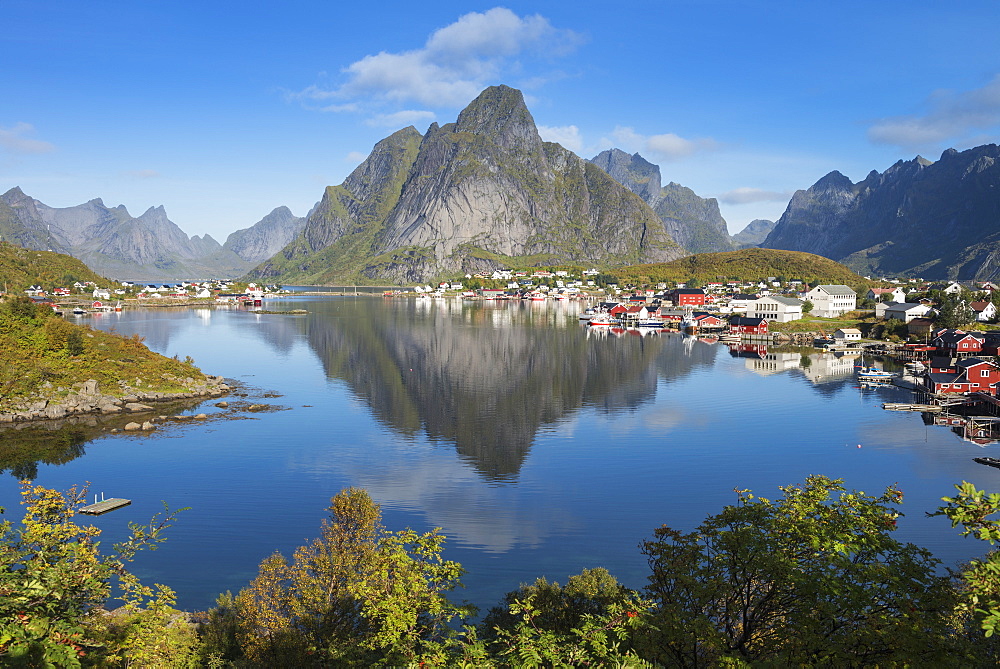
[[749, 295, 804, 322], [942, 281, 964, 295], [806, 285, 857, 318], [867, 287, 907, 302], [833, 328, 862, 342], [92, 288, 111, 300], [882, 302, 933, 323], [727, 294, 758, 313], [970, 301, 998, 322]]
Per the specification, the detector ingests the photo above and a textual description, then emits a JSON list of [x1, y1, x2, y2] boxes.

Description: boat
[[904, 361, 926, 374], [635, 318, 666, 328], [973, 456, 1000, 469], [588, 314, 618, 327], [857, 367, 896, 381], [579, 308, 597, 321], [71, 307, 87, 316]]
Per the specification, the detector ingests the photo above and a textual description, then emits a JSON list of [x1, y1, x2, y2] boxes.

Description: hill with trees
[[0, 296, 214, 414], [611, 248, 869, 289], [0, 241, 107, 292]]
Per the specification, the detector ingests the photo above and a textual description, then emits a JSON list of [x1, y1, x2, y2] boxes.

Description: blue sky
[[3, 1, 1000, 242]]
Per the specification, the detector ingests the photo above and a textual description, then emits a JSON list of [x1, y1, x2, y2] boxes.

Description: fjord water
[[2, 296, 997, 614]]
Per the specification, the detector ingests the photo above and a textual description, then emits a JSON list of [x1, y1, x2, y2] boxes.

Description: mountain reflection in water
[[2, 296, 996, 616]]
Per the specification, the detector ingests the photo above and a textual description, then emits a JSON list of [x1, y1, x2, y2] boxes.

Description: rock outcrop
[[0, 376, 230, 424]]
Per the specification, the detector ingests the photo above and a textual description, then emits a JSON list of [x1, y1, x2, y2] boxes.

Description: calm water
[[2, 295, 997, 614]]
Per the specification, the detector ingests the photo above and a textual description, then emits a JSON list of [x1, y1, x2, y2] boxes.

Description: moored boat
[[588, 314, 618, 327], [857, 367, 896, 381]]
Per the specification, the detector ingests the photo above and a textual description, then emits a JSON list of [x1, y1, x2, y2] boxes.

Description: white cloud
[[868, 73, 1000, 149], [294, 8, 582, 113], [537, 124, 582, 152], [364, 110, 436, 128], [345, 151, 368, 163], [0, 123, 54, 154], [646, 132, 717, 159], [601, 126, 717, 162], [717, 187, 792, 205]]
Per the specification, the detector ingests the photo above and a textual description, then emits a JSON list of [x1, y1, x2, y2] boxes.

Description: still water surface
[[2, 296, 998, 614]]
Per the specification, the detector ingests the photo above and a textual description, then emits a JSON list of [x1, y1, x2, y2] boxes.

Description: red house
[[926, 357, 1000, 395], [932, 330, 984, 356], [671, 288, 707, 306], [693, 313, 724, 328], [729, 316, 768, 335]]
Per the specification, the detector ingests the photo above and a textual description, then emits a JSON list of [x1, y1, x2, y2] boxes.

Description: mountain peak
[[454, 85, 539, 150], [813, 170, 854, 191]]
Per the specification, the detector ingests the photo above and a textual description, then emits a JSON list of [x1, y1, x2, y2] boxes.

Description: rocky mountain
[[223, 206, 305, 265], [589, 149, 735, 254], [731, 219, 776, 248], [761, 145, 1000, 280], [250, 85, 685, 285], [0, 187, 290, 281]]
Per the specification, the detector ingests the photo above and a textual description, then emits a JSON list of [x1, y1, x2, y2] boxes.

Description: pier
[[79, 496, 131, 515], [882, 403, 944, 413]]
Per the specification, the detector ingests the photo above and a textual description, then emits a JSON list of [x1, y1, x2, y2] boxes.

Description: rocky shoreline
[[0, 375, 231, 425]]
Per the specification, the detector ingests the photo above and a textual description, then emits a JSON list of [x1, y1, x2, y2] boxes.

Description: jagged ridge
[[761, 145, 1000, 280], [249, 85, 686, 285]]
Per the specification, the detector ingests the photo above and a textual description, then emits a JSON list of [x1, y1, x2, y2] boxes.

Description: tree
[[802, 299, 814, 314], [229, 488, 469, 665], [934, 481, 1000, 636], [481, 567, 635, 638], [937, 295, 974, 329], [636, 475, 961, 666], [0, 481, 184, 666]]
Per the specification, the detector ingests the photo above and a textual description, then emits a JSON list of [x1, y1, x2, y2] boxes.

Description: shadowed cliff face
[[589, 149, 735, 254], [294, 299, 718, 480], [761, 145, 1000, 280]]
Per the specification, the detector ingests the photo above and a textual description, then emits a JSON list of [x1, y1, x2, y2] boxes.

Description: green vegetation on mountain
[[611, 248, 869, 288], [0, 296, 207, 411], [8, 475, 1000, 666], [0, 241, 107, 291]]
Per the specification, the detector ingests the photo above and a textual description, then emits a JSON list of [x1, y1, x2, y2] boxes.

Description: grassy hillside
[[0, 296, 207, 411], [0, 241, 107, 291], [612, 248, 870, 289]]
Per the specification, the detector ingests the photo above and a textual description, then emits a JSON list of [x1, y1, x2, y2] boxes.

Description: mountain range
[[0, 188, 304, 281], [6, 84, 1000, 285], [248, 86, 704, 285], [761, 144, 1000, 280], [588, 148, 735, 254]]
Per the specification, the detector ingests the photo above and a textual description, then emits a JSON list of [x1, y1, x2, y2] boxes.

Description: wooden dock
[[79, 498, 131, 515], [882, 403, 944, 413]]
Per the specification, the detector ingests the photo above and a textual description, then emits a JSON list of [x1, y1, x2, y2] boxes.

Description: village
[[14, 268, 1000, 443]]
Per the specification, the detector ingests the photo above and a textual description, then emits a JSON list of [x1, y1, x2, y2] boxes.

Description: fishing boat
[[857, 367, 896, 381], [635, 318, 665, 328], [973, 456, 1000, 469]]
